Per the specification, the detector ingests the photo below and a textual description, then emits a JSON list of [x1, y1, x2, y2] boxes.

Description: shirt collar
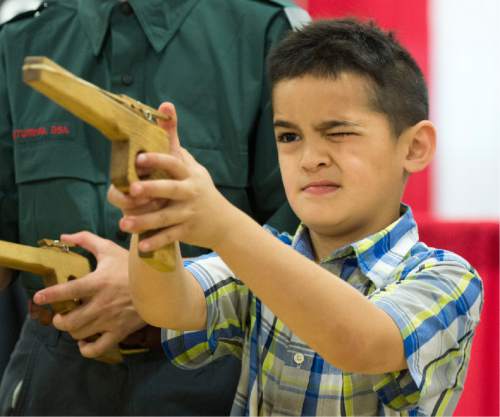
[[292, 205, 419, 288], [78, 0, 200, 56]]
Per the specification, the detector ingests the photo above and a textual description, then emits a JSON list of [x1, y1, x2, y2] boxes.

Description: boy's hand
[[109, 102, 235, 252]]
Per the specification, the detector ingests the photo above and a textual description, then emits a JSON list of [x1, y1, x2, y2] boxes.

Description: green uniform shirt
[[0, 0, 307, 295]]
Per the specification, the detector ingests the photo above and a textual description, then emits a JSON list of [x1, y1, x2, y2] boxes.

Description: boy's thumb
[[157, 102, 182, 156]]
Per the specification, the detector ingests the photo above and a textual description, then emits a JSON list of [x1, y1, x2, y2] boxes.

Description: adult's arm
[[0, 31, 19, 290]]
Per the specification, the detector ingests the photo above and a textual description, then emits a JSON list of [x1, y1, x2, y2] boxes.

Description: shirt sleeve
[[247, 11, 299, 235], [162, 253, 251, 370], [0, 32, 19, 243], [368, 256, 483, 413]]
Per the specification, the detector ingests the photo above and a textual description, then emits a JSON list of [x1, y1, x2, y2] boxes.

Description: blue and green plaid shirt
[[162, 207, 483, 416]]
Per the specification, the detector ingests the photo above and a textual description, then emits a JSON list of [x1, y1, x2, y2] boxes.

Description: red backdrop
[[301, 1, 500, 415]]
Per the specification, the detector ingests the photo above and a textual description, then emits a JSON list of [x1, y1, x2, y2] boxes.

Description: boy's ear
[[400, 120, 436, 174]]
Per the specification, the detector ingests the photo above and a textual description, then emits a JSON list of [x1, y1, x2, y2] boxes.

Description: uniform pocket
[[13, 120, 107, 185]]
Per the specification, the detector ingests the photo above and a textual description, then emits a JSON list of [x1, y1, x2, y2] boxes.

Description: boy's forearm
[[0, 267, 13, 290], [129, 235, 206, 330], [213, 211, 406, 374]]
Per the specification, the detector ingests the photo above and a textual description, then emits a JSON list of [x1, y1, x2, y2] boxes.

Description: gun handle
[[137, 230, 176, 272], [111, 129, 177, 273]]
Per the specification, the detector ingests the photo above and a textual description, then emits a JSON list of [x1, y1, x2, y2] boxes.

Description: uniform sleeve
[[368, 258, 483, 413], [0, 33, 19, 243], [247, 11, 299, 234], [162, 253, 251, 370]]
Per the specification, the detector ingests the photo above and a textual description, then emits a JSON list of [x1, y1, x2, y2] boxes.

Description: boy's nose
[[300, 144, 331, 171]]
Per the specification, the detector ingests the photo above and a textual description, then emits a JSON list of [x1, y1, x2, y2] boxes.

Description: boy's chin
[[303, 216, 348, 236]]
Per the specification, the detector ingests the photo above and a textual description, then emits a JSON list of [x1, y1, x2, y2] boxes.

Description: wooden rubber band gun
[[22, 56, 176, 272], [0, 239, 123, 364]]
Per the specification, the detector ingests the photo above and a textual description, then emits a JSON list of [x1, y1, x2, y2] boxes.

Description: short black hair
[[267, 18, 428, 136]]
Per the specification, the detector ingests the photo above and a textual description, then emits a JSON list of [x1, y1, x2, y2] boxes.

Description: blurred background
[[1, 0, 498, 415]]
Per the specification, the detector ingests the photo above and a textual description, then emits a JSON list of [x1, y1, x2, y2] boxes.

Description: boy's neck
[[309, 205, 403, 261]]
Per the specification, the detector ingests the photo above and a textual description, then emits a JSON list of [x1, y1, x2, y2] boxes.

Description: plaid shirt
[[162, 207, 483, 416]]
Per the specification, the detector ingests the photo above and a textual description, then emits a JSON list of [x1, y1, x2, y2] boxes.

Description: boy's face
[[273, 73, 408, 244]]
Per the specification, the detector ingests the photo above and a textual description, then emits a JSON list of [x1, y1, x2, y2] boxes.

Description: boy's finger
[[107, 185, 152, 209], [124, 199, 167, 216], [129, 179, 192, 201], [138, 225, 184, 252], [134, 152, 189, 181], [120, 205, 189, 234]]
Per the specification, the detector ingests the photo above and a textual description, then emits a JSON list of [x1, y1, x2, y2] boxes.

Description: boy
[[108, 19, 483, 416]]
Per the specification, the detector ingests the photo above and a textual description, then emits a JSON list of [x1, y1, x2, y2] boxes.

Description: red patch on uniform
[[12, 127, 48, 140], [50, 125, 70, 135], [12, 124, 71, 140]]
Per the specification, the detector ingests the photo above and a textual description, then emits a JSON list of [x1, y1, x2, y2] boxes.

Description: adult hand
[[33, 231, 146, 359]]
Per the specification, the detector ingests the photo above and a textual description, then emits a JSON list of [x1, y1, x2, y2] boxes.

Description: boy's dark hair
[[267, 19, 428, 136]]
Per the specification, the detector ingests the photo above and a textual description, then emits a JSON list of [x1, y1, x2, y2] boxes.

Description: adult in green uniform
[[0, 0, 309, 415]]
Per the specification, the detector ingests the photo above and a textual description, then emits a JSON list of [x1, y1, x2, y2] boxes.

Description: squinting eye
[[328, 132, 355, 138], [277, 133, 301, 143]]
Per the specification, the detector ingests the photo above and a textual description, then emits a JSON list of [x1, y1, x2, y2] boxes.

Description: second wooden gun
[[0, 239, 123, 364]]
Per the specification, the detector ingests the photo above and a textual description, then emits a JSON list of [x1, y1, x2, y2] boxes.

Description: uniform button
[[121, 74, 134, 86], [120, 2, 134, 16], [293, 352, 305, 366]]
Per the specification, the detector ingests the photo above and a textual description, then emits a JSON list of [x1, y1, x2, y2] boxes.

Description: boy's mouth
[[302, 180, 340, 195]]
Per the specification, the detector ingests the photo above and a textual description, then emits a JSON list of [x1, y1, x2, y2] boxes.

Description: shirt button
[[120, 2, 134, 16], [121, 74, 134, 86], [293, 352, 305, 365]]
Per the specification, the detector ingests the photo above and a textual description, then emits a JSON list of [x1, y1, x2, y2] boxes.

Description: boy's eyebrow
[[273, 120, 299, 129], [314, 120, 362, 131], [273, 119, 362, 130]]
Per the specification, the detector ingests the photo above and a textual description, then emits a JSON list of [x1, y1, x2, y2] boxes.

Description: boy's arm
[[213, 214, 407, 375], [128, 235, 206, 330]]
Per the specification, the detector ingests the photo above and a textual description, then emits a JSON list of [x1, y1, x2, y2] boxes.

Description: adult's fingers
[[51, 302, 96, 335], [78, 332, 119, 359], [33, 273, 96, 306], [60, 231, 113, 258]]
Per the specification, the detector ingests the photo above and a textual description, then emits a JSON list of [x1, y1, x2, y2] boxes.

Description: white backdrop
[[431, 0, 500, 220]]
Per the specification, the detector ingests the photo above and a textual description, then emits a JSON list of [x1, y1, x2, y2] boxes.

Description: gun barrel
[[0, 240, 90, 279], [23, 56, 133, 140]]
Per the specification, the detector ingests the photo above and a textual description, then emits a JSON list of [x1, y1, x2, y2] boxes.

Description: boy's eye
[[327, 132, 355, 138], [277, 133, 301, 143]]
